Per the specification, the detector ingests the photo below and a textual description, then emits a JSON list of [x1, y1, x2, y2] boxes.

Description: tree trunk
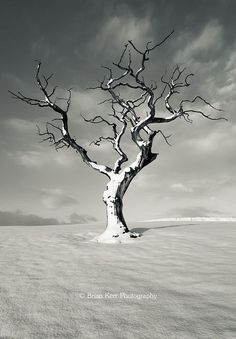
[[94, 172, 140, 243]]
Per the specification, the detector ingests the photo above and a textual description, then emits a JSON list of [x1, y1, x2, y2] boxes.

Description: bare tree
[[10, 32, 226, 243]]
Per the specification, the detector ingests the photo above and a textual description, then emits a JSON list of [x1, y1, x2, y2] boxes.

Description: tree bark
[[95, 171, 139, 243]]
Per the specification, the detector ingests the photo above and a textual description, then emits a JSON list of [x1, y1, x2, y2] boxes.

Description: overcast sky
[[0, 0, 235, 225]]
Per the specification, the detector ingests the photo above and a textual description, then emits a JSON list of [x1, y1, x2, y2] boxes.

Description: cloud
[[216, 47, 236, 101], [40, 188, 78, 209], [175, 20, 223, 65], [6, 118, 36, 132], [54, 151, 76, 167], [30, 36, 54, 60], [0, 210, 60, 226], [17, 150, 43, 167], [167, 206, 224, 218], [170, 183, 193, 193], [91, 15, 152, 56], [71, 90, 102, 115], [11, 148, 76, 168], [1, 1, 236, 223], [186, 128, 235, 154], [68, 212, 97, 224], [225, 48, 236, 74]]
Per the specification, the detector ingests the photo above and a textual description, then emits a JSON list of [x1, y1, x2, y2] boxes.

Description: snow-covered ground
[[0, 221, 235, 338]]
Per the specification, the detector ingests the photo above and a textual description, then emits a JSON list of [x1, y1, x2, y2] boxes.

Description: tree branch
[[10, 33, 226, 178], [10, 62, 113, 178]]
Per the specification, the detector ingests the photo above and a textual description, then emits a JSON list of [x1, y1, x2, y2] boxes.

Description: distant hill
[[144, 217, 236, 222]]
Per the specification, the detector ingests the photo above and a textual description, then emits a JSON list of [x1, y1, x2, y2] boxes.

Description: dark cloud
[[0, 0, 235, 222], [69, 213, 97, 224], [0, 210, 60, 226]]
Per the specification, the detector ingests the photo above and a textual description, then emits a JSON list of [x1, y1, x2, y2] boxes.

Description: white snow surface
[[0, 221, 235, 338]]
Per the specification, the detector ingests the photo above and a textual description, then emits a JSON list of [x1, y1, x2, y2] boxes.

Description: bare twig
[[10, 33, 226, 177]]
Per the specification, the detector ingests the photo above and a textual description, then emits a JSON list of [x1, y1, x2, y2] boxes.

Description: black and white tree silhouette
[[10, 32, 226, 242]]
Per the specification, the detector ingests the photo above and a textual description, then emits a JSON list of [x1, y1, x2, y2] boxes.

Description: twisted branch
[[10, 32, 226, 177], [10, 62, 112, 177]]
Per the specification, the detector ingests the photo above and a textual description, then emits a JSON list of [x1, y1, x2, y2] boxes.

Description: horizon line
[[142, 217, 236, 222]]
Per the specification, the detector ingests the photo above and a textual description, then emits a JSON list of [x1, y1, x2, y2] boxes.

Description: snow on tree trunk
[[94, 172, 140, 243]]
